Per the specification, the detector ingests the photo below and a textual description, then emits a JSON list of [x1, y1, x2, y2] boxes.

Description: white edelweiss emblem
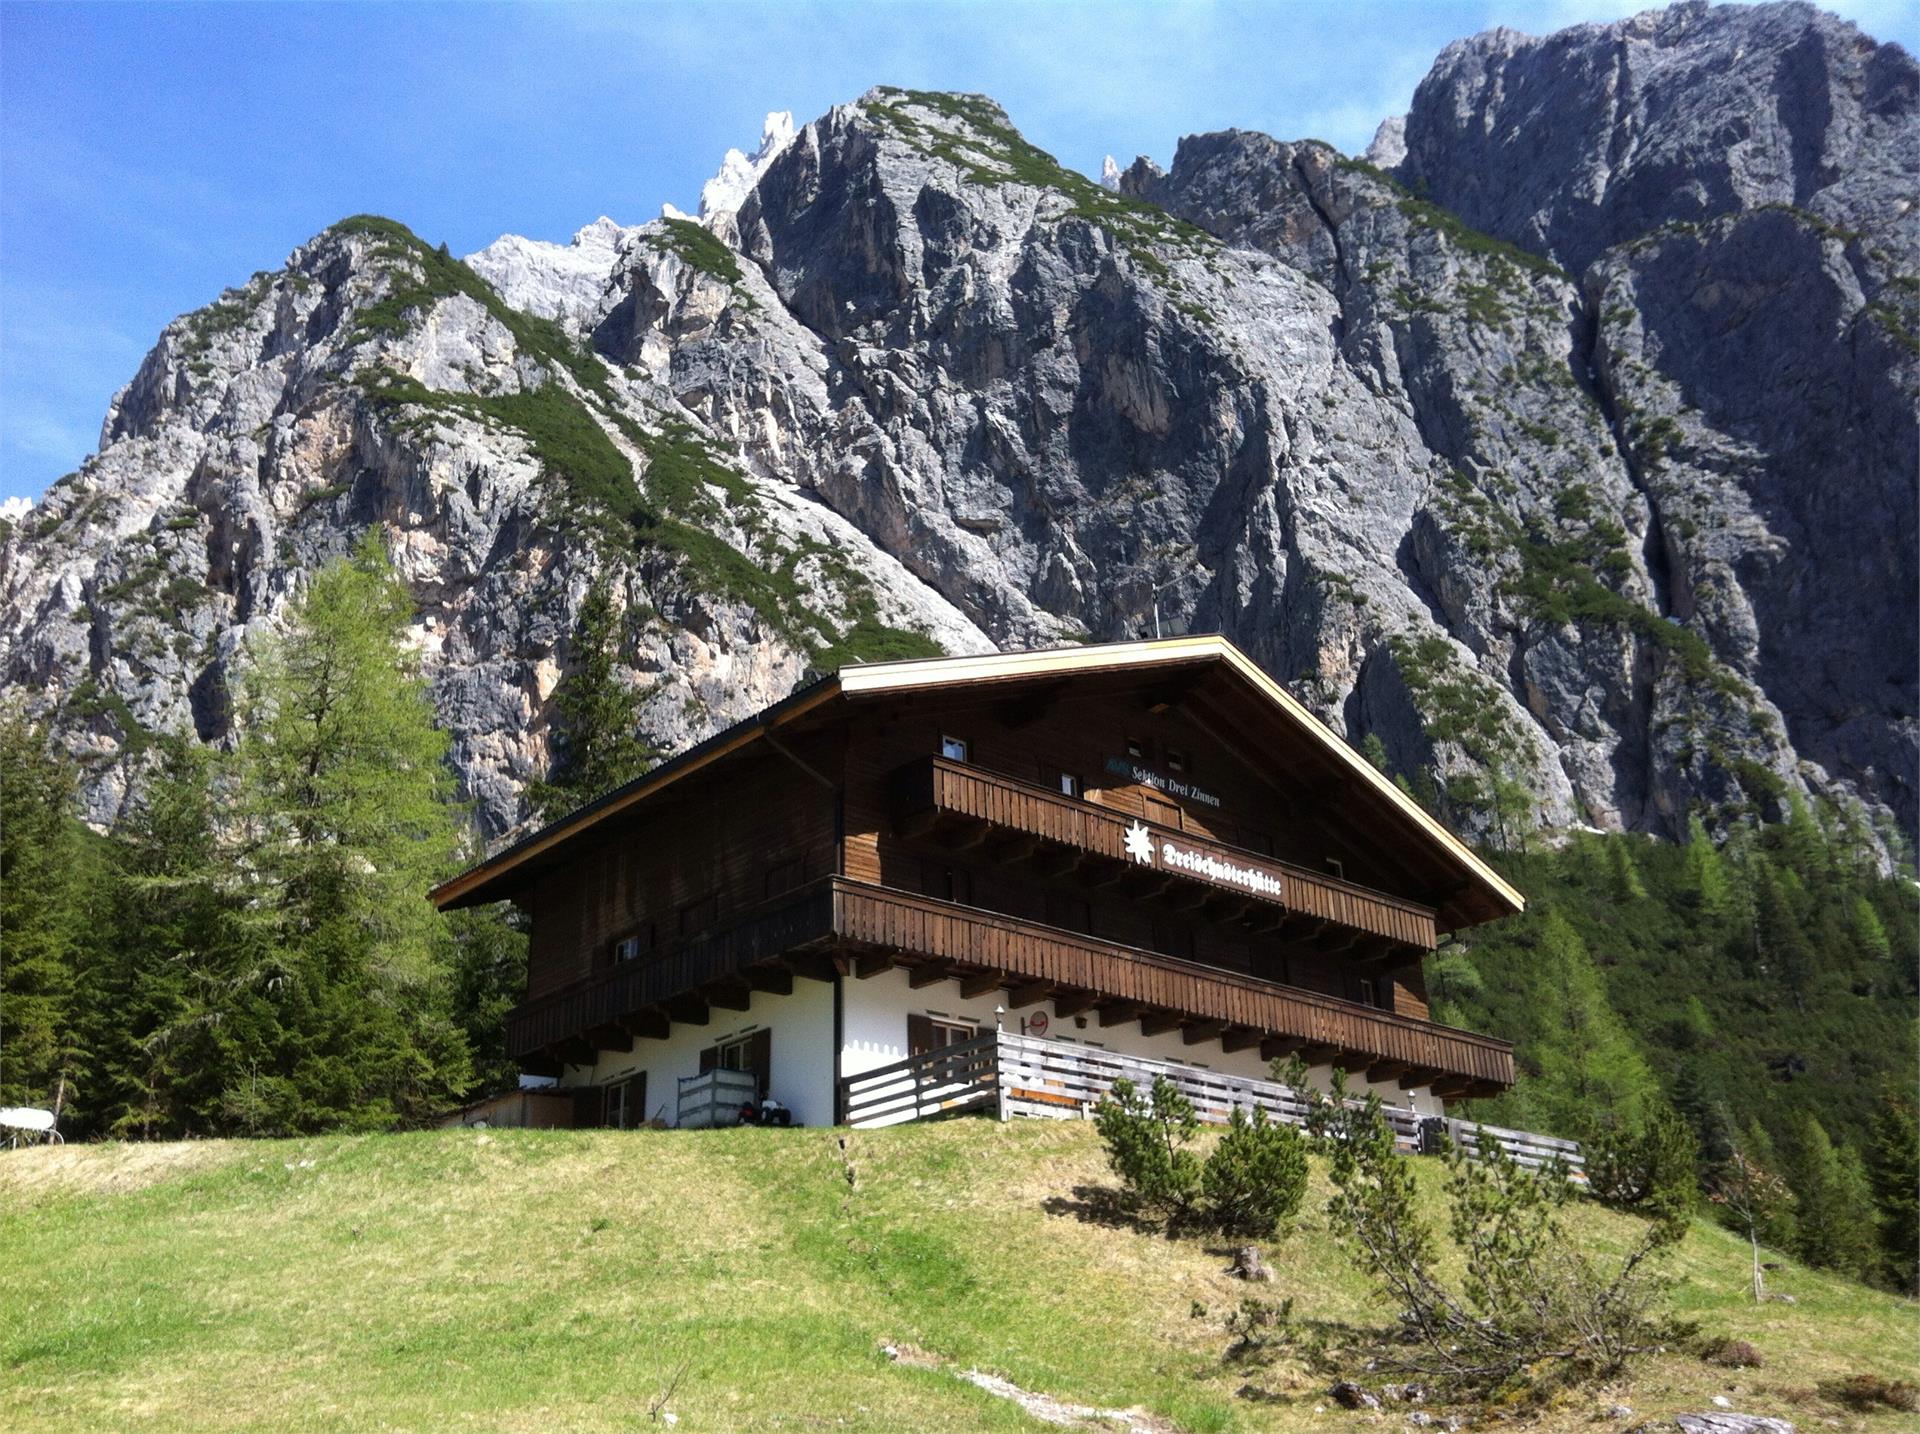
[[1124, 821, 1155, 865]]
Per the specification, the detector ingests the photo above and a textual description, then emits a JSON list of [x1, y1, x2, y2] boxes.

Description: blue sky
[[3, 0, 1913, 503]]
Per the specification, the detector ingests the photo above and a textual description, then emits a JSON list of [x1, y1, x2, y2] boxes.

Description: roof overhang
[[431, 634, 1525, 923]]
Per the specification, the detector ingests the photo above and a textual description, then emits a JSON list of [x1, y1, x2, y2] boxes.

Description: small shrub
[[1819, 1374, 1918, 1412], [1093, 1076, 1202, 1220], [1202, 1105, 1308, 1238], [1700, 1336, 1764, 1368]]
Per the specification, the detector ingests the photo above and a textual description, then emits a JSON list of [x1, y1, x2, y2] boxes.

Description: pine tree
[[532, 578, 656, 821], [1867, 1086, 1919, 1293], [0, 707, 90, 1115], [228, 530, 472, 1131]]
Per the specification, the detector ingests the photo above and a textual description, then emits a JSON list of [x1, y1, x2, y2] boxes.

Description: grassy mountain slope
[[2, 1123, 1913, 1432]]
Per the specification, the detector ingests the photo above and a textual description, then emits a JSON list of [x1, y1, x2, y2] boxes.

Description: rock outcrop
[[2, 3, 1912, 856]]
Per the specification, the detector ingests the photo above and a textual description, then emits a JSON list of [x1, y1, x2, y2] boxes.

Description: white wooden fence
[[1427, 1115, 1587, 1180], [677, 1067, 760, 1129]]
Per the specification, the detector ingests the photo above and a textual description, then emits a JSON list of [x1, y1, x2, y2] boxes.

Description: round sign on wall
[[1027, 1011, 1049, 1036]]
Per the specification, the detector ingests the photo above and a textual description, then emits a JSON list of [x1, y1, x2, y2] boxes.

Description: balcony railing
[[506, 876, 1511, 1090], [837, 1030, 1574, 1174], [832, 879, 1512, 1087], [894, 756, 1437, 950]]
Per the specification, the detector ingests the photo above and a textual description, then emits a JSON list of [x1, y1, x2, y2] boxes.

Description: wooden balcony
[[894, 756, 1437, 951], [833, 879, 1511, 1091], [505, 877, 1510, 1092]]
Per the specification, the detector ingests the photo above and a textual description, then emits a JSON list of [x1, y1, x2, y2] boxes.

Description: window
[[1165, 747, 1188, 774], [908, 1013, 977, 1057], [1057, 771, 1082, 798], [604, 1073, 646, 1129], [941, 734, 970, 761], [1125, 736, 1146, 760], [613, 934, 642, 963], [699, 1029, 772, 1099], [1324, 857, 1345, 880]]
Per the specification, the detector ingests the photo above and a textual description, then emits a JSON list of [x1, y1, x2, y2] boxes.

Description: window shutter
[[748, 1029, 773, 1098], [698, 1045, 718, 1073], [907, 1014, 935, 1058], [628, 1072, 648, 1126]]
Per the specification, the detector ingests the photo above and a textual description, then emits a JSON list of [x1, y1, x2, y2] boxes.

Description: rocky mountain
[[1, 1, 1913, 854]]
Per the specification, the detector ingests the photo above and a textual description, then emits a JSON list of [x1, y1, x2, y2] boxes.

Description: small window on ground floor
[[604, 1072, 647, 1129], [699, 1028, 772, 1099]]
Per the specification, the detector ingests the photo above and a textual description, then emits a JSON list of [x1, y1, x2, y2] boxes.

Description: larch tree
[[227, 529, 471, 1132]]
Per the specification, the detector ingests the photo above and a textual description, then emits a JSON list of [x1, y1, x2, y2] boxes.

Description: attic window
[[1057, 771, 1082, 798], [941, 734, 970, 762], [1165, 748, 1188, 774], [1125, 737, 1146, 760], [1325, 857, 1345, 880]]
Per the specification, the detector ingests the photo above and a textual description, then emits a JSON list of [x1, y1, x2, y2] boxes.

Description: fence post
[[1419, 1116, 1447, 1156], [993, 1019, 1009, 1122]]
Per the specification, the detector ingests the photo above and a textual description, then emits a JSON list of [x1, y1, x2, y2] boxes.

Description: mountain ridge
[[1, 3, 1912, 857]]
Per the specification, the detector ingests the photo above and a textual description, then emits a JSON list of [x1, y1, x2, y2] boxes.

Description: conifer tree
[[0, 708, 92, 1115], [1681, 814, 1732, 921], [82, 736, 250, 1138], [227, 530, 471, 1131], [532, 577, 656, 821], [1785, 1114, 1879, 1282], [1522, 910, 1658, 1137], [1867, 1087, 1919, 1293]]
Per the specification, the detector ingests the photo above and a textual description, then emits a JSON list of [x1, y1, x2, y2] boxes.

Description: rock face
[[1, 4, 1912, 855]]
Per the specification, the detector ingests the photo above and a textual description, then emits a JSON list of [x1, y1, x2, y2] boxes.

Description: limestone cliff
[[2, 2, 1911, 854]]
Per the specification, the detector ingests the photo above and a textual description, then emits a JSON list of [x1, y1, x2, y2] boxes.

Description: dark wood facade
[[436, 638, 1525, 1099]]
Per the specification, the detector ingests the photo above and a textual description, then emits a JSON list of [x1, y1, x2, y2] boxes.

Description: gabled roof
[[431, 634, 1525, 923]]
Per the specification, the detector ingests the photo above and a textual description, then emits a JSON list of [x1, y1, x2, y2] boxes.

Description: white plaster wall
[[564, 976, 837, 1127], [838, 967, 1445, 1120]]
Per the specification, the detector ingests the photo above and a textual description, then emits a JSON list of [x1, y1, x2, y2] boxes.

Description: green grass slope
[[2, 1122, 1913, 1432]]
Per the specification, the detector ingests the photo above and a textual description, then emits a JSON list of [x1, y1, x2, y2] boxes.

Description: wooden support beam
[[1097, 1002, 1142, 1028], [553, 1036, 596, 1066], [896, 808, 941, 841], [746, 965, 793, 996], [908, 960, 954, 990], [1181, 1020, 1227, 1046], [1139, 1011, 1183, 1038], [1260, 1035, 1307, 1063], [853, 951, 896, 979], [585, 1024, 633, 1054], [1084, 860, 1127, 889], [1006, 980, 1052, 1009], [1030, 847, 1081, 879], [959, 969, 1005, 1000], [703, 980, 752, 1012], [948, 819, 992, 852], [988, 833, 1043, 866], [1366, 1060, 1411, 1084], [1430, 1078, 1474, 1100], [1051, 990, 1097, 1019], [785, 951, 839, 983], [621, 1008, 670, 1041], [666, 995, 709, 1026], [520, 1053, 563, 1079], [1220, 1027, 1264, 1055], [1297, 1042, 1344, 1066], [1399, 1069, 1440, 1091]]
